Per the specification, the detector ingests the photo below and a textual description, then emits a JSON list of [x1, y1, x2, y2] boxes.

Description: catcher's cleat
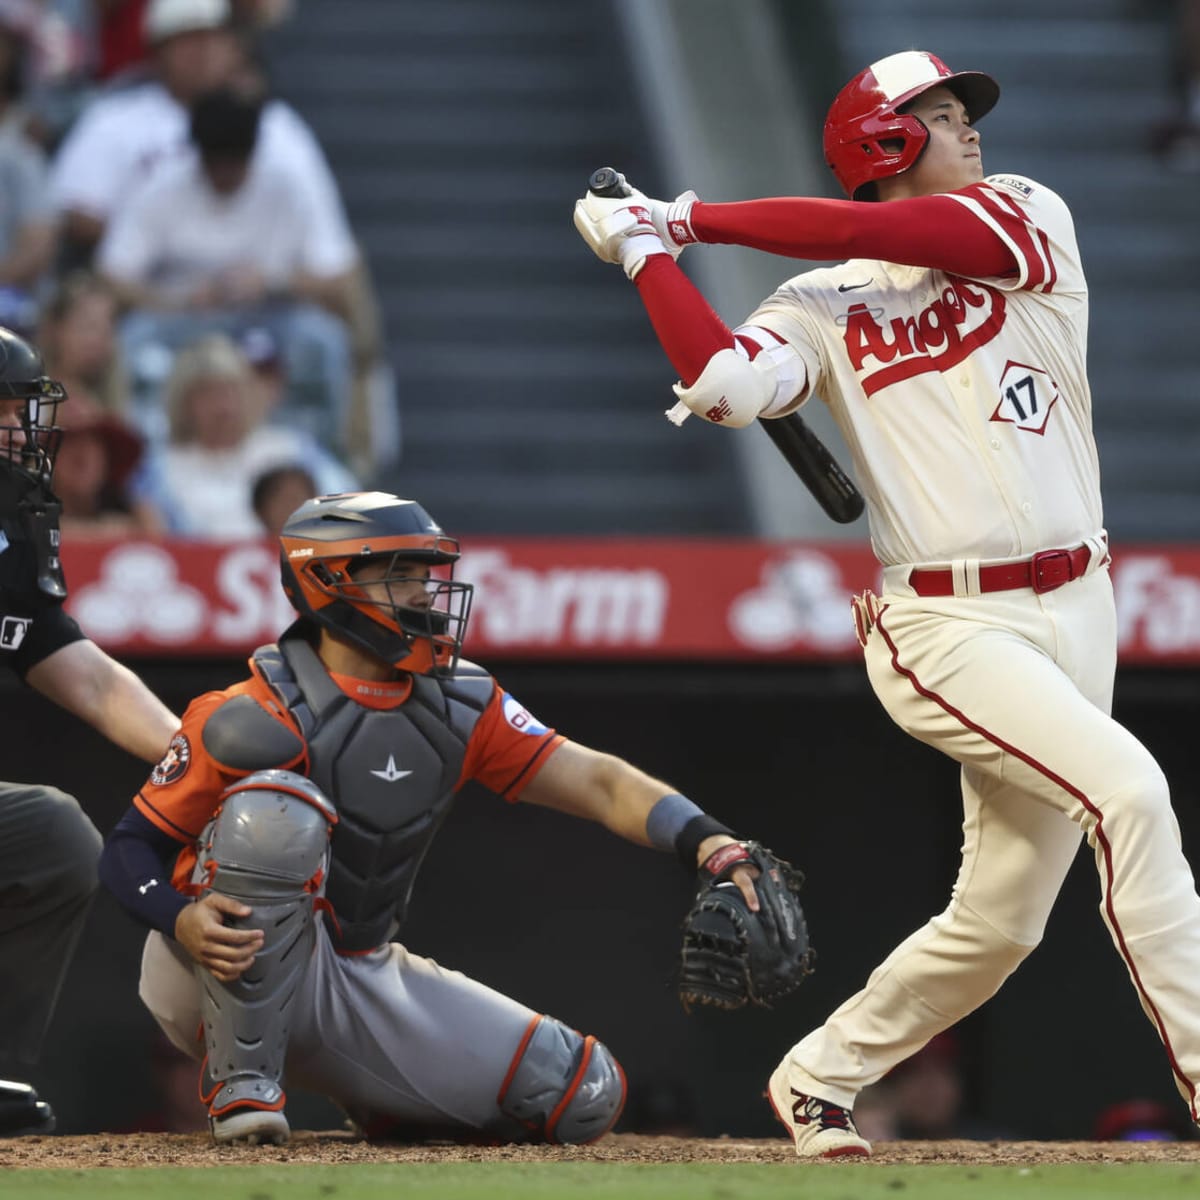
[[766, 1063, 870, 1159], [205, 1071, 290, 1146], [210, 1105, 290, 1146], [0, 1080, 55, 1137]]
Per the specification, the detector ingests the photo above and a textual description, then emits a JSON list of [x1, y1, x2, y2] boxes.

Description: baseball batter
[[99, 491, 766, 1145], [574, 49, 1200, 1156]]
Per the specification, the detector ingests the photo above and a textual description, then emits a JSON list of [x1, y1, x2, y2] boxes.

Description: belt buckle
[[1031, 549, 1072, 594]]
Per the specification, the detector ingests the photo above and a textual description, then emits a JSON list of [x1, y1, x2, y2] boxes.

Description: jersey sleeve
[[738, 270, 842, 409], [133, 689, 243, 842], [11, 603, 86, 677], [457, 681, 564, 802], [942, 175, 1084, 295]]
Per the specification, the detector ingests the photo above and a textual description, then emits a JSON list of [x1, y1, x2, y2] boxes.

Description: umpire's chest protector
[[209, 634, 492, 953]]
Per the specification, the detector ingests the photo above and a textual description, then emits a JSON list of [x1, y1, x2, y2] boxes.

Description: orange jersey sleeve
[[133, 673, 303, 842], [457, 682, 564, 801]]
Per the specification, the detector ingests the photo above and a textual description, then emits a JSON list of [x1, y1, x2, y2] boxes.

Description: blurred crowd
[[1, 0, 395, 541]]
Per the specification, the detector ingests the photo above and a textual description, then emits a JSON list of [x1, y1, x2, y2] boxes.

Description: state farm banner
[[57, 538, 1200, 665]]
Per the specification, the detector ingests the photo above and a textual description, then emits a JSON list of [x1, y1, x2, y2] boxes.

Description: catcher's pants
[[0, 783, 101, 1064], [142, 926, 551, 1133], [784, 566, 1200, 1119]]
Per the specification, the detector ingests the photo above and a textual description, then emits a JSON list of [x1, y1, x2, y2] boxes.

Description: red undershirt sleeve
[[632, 255, 736, 387], [689, 193, 1018, 279]]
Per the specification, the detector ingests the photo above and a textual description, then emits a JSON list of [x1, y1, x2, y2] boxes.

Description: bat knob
[[588, 167, 628, 198]]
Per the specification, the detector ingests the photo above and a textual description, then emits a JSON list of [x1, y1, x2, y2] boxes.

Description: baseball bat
[[587, 167, 865, 525]]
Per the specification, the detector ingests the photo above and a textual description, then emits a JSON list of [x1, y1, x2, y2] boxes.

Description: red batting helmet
[[823, 50, 999, 200]]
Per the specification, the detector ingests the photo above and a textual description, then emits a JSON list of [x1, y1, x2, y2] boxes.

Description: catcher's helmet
[[279, 492, 473, 675], [0, 326, 68, 483], [823, 50, 999, 200]]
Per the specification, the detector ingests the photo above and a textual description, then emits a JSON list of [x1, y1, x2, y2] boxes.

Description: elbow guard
[[672, 338, 807, 427]]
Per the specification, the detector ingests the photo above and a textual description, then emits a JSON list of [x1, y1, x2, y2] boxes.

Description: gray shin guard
[[194, 771, 336, 1128], [497, 1016, 626, 1144]]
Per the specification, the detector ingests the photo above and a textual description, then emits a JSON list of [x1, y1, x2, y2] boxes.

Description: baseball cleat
[[210, 1106, 290, 1145], [766, 1062, 871, 1159], [0, 1080, 55, 1137]]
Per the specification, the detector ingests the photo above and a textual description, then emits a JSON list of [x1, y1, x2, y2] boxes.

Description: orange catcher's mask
[[278, 491, 473, 675]]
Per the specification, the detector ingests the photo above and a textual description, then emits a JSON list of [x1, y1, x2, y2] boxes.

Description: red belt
[[908, 545, 1092, 598]]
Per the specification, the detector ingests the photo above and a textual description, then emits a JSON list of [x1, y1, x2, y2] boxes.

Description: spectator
[[251, 462, 315, 538], [1094, 1098, 1195, 1142], [37, 270, 128, 414], [132, 332, 355, 538], [96, 86, 358, 322], [0, 16, 55, 297], [50, 0, 346, 262], [851, 1033, 1017, 1143], [229, 0, 293, 33], [54, 392, 162, 538]]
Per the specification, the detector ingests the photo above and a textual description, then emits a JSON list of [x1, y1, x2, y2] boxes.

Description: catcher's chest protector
[[251, 636, 492, 951]]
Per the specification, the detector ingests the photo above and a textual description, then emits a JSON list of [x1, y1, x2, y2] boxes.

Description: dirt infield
[[2, 1132, 1200, 1169]]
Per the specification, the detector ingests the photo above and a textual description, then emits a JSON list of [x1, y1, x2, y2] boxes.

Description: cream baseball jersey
[[742, 175, 1102, 567]]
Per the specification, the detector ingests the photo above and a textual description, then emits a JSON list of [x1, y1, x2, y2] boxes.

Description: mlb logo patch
[[0, 615, 29, 650]]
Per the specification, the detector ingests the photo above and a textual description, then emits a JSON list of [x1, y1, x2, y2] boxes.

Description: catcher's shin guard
[[497, 1015, 626, 1144], [193, 770, 336, 1144]]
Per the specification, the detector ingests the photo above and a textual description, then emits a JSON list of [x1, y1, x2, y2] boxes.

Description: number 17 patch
[[991, 360, 1060, 435]]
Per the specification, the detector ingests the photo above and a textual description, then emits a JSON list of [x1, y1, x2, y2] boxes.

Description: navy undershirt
[[98, 808, 191, 936]]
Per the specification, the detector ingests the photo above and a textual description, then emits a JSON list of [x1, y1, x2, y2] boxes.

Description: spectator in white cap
[[49, 0, 346, 265]]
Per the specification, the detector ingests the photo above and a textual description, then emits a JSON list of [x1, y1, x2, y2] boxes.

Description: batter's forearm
[[633, 255, 735, 386]]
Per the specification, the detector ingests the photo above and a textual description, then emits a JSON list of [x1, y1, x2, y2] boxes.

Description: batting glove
[[573, 193, 670, 280], [643, 190, 700, 255]]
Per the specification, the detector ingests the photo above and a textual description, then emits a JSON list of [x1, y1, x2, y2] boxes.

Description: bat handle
[[588, 166, 631, 199]]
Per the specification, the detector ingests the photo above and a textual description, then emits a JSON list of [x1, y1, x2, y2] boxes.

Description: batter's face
[[880, 86, 983, 199]]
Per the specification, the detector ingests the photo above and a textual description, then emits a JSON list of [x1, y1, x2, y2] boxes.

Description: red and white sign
[[57, 538, 1200, 665]]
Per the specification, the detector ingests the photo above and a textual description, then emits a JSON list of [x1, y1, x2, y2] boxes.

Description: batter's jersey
[[745, 174, 1101, 566], [134, 665, 564, 892]]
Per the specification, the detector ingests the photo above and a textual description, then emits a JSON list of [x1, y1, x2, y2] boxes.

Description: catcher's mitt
[[679, 841, 814, 1012]]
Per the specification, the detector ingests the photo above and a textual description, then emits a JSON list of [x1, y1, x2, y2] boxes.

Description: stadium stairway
[[259, 0, 752, 535], [828, 0, 1200, 540]]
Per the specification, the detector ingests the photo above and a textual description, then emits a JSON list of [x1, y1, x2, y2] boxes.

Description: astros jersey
[[135, 666, 564, 893], [744, 175, 1101, 566]]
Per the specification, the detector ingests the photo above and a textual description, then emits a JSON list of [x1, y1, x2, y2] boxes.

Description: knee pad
[[195, 770, 336, 1090], [497, 1015, 626, 1145]]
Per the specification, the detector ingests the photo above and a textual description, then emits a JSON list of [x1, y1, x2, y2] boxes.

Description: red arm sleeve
[[689, 192, 1018, 279], [632, 255, 736, 387]]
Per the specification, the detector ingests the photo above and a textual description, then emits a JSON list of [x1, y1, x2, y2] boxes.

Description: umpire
[[0, 327, 178, 1135]]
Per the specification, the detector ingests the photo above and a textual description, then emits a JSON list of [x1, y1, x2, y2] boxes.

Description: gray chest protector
[[205, 634, 493, 952]]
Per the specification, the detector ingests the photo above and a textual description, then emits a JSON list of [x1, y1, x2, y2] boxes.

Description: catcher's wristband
[[675, 813, 738, 869]]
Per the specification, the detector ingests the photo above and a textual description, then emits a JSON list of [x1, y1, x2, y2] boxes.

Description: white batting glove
[[642, 190, 701, 256], [573, 192, 669, 280]]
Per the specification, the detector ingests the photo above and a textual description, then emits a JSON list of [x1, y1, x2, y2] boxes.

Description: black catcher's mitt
[[679, 841, 814, 1011]]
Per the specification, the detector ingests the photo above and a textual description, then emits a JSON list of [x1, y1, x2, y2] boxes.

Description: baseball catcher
[[680, 841, 814, 1012], [98, 491, 810, 1147]]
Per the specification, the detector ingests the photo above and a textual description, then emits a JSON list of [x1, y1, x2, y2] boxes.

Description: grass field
[[3, 1162, 1200, 1200]]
